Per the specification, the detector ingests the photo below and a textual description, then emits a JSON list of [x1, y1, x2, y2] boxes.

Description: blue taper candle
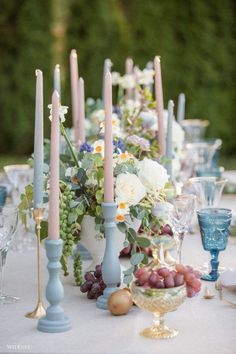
[[33, 69, 44, 209], [177, 93, 185, 123], [54, 64, 61, 98], [166, 100, 174, 181]]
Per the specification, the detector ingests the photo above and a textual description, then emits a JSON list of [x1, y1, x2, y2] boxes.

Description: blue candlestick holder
[[96, 202, 121, 309], [37, 239, 72, 333]]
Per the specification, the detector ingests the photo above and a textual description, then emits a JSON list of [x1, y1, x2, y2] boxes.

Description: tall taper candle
[[78, 77, 85, 144], [104, 72, 114, 203], [102, 59, 112, 104], [48, 91, 60, 240], [125, 57, 133, 100], [33, 70, 44, 209], [154, 56, 166, 156], [166, 100, 174, 180], [177, 93, 185, 124], [70, 49, 79, 144], [54, 64, 61, 98]]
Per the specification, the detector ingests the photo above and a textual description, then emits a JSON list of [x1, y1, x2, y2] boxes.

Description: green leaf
[[117, 222, 127, 233], [40, 221, 48, 241], [68, 211, 78, 224], [123, 274, 133, 285], [137, 209, 146, 220], [141, 253, 149, 265], [130, 252, 144, 265], [136, 237, 150, 248], [123, 266, 135, 275], [127, 227, 137, 243]]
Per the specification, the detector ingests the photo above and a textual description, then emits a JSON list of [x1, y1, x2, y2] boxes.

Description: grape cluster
[[159, 224, 173, 236], [73, 251, 83, 286], [59, 185, 83, 286], [134, 264, 201, 298], [60, 185, 75, 257], [80, 265, 106, 299]]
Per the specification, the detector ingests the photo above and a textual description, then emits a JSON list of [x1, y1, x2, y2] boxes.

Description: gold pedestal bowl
[[131, 282, 186, 339]]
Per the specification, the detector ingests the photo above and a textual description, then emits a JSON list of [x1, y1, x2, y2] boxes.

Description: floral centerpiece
[[19, 99, 172, 286]]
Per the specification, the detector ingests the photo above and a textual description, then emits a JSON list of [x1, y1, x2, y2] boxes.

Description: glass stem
[[177, 232, 185, 264], [209, 249, 219, 279], [0, 249, 7, 297]]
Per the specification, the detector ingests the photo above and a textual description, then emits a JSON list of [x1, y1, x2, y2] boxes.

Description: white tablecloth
[[1, 195, 236, 354]]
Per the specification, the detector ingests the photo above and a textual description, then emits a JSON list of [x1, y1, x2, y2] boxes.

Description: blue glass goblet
[[197, 208, 232, 281]]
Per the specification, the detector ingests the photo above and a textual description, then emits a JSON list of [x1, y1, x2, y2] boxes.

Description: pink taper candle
[[78, 77, 85, 144], [104, 72, 114, 203], [125, 57, 133, 100], [70, 49, 79, 144], [154, 56, 166, 156], [48, 91, 60, 240]]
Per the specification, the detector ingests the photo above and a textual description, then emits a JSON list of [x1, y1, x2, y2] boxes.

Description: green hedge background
[[0, 0, 236, 158]]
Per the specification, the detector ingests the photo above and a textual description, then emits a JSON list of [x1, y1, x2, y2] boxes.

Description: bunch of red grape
[[134, 264, 201, 298], [80, 265, 106, 299]]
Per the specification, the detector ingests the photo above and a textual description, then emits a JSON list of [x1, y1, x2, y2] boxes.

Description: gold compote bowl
[[131, 283, 186, 339], [130, 234, 186, 339]]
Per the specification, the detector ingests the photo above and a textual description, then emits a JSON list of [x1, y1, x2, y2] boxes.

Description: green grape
[[73, 249, 83, 286], [59, 186, 83, 285]]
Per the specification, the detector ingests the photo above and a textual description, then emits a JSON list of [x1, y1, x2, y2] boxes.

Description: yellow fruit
[[108, 289, 133, 316]]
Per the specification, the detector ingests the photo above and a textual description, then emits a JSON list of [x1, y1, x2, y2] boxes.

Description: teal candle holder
[[0, 186, 7, 207], [96, 202, 121, 310], [37, 239, 71, 333]]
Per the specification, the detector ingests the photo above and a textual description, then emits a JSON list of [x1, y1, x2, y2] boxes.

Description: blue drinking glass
[[0, 186, 7, 207], [197, 208, 232, 281]]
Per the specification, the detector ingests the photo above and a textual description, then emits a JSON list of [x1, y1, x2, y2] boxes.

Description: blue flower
[[80, 142, 94, 153], [113, 138, 125, 153]]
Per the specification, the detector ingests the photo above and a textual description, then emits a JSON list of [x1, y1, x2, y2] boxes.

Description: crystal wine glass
[[189, 177, 227, 209], [197, 208, 232, 281], [169, 194, 195, 264], [0, 205, 19, 304]]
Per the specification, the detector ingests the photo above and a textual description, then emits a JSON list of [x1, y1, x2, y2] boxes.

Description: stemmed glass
[[169, 194, 195, 264], [197, 208, 232, 281], [0, 205, 19, 304], [189, 177, 227, 208]]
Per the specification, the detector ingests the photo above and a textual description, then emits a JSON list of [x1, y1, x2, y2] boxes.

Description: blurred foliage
[[64, 0, 236, 155], [0, 0, 235, 156], [0, 0, 52, 155]]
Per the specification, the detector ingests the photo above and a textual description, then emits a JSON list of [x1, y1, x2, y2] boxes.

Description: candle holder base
[[38, 315, 71, 333], [96, 202, 121, 310], [37, 239, 71, 333], [96, 287, 119, 310], [25, 301, 46, 319]]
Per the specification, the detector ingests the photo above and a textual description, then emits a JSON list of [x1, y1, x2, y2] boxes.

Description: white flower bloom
[[116, 151, 134, 164], [93, 139, 105, 157], [138, 157, 169, 194], [65, 167, 78, 178], [139, 110, 156, 128], [118, 74, 136, 89], [115, 173, 146, 206], [116, 199, 130, 216], [111, 71, 121, 85], [91, 109, 105, 122], [100, 115, 121, 137], [48, 104, 68, 123], [86, 97, 95, 106], [137, 69, 154, 86]]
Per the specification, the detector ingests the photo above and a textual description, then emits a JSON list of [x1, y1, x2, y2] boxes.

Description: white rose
[[138, 157, 169, 193], [115, 173, 146, 206]]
